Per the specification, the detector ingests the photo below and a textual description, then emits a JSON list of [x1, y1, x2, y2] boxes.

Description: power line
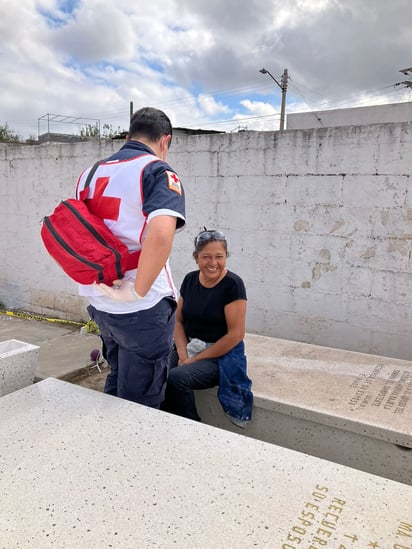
[[179, 112, 280, 129], [288, 79, 406, 112], [149, 82, 276, 114], [66, 81, 410, 125], [3, 75, 411, 136], [288, 76, 324, 127]]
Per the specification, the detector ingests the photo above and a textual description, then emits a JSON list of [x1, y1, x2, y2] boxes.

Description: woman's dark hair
[[129, 107, 172, 145], [193, 229, 229, 256]]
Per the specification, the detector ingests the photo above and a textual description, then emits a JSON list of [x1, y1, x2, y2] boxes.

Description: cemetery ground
[[65, 361, 107, 392]]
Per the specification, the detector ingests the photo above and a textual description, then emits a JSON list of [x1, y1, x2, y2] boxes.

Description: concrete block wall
[[287, 101, 412, 130], [0, 140, 117, 320], [0, 122, 411, 360]]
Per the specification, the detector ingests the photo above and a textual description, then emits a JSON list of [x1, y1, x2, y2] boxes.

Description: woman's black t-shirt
[[180, 270, 247, 343]]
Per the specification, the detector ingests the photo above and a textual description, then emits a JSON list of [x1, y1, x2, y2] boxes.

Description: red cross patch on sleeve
[[166, 171, 182, 195]]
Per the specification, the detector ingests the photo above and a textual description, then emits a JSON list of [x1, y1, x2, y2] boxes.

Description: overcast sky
[[1, 0, 411, 138]]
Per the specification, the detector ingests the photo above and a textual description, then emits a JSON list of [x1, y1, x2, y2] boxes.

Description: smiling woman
[[195, 230, 228, 287], [161, 229, 253, 426]]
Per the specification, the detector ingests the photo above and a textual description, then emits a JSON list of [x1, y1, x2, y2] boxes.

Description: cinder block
[[0, 339, 39, 397]]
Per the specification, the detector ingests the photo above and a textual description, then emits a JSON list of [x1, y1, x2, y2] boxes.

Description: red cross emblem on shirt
[[85, 176, 121, 221], [166, 170, 182, 195]]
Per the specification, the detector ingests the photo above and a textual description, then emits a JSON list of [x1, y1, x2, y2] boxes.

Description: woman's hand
[[176, 345, 189, 365], [178, 355, 196, 366], [174, 296, 189, 366]]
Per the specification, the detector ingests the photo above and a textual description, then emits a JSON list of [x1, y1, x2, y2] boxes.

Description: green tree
[[0, 123, 21, 142], [79, 122, 123, 139], [102, 123, 122, 139], [79, 123, 100, 138]]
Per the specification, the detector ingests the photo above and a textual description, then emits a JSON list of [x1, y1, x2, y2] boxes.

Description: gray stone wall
[[0, 122, 411, 360]]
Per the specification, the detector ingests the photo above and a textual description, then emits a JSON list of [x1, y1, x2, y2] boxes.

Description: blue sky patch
[[38, 0, 79, 28]]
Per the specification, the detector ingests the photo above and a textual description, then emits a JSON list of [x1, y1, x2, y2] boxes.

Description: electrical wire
[[288, 76, 409, 111], [64, 77, 410, 122], [2, 76, 410, 135], [178, 111, 280, 129], [288, 76, 324, 127]]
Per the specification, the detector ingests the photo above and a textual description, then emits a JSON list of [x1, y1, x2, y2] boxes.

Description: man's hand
[[94, 279, 143, 302]]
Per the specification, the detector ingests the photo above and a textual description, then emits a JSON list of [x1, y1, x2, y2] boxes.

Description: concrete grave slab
[[0, 339, 39, 397], [195, 333, 412, 485], [0, 378, 411, 548]]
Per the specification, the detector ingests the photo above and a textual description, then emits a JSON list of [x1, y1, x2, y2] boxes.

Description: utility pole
[[395, 67, 412, 89], [130, 101, 134, 120], [279, 69, 288, 131], [259, 67, 288, 131]]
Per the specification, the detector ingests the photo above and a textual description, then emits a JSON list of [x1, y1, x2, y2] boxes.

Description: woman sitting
[[162, 229, 253, 426]]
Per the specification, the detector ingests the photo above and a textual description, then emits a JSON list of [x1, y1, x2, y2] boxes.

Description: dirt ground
[[66, 365, 108, 392]]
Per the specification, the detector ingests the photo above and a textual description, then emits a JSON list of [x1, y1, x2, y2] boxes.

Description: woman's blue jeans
[[162, 347, 219, 421]]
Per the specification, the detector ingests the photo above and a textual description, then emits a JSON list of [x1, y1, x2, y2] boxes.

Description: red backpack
[[40, 160, 140, 285]]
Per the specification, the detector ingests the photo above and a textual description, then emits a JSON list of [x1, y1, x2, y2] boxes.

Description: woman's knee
[[167, 367, 191, 390]]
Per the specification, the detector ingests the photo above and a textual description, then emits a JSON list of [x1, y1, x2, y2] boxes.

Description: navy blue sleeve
[[142, 160, 185, 228]]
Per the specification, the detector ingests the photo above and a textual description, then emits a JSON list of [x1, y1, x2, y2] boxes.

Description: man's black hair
[[129, 107, 172, 145]]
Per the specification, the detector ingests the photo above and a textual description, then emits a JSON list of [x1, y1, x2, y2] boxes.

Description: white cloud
[[0, 0, 411, 137], [49, 3, 138, 63], [240, 99, 277, 116], [198, 94, 230, 116]]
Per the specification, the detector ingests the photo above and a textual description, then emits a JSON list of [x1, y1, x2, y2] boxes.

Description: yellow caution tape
[[0, 309, 100, 334], [82, 320, 100, 334]]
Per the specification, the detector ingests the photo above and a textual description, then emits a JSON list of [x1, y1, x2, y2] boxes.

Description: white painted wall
[[1, 122, 411, 360], [287, 101, 412, 129]]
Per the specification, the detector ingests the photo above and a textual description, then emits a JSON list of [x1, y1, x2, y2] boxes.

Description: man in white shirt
[[77, 107, 185, 408]]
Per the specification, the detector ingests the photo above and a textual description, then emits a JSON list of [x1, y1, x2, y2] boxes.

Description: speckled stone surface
[[0, 378, 411, 548], [0, 339, 39, 397], [244, 333, 412, 447], [194, 334, 412, 484]]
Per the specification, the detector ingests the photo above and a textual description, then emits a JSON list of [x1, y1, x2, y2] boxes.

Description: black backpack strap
[[78, 158, 105, 201], [84, 159, 103, 189]]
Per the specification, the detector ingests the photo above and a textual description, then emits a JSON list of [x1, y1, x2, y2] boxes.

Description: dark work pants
[[162, 347, 219, 421], [87, 298, 176, 409]]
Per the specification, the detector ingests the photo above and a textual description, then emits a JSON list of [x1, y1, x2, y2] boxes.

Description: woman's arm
[[173, 296, 189, 364], [180, 299, 246, 365]]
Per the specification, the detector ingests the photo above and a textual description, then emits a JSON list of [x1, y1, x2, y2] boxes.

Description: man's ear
[[160, 134, 171, 150]]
